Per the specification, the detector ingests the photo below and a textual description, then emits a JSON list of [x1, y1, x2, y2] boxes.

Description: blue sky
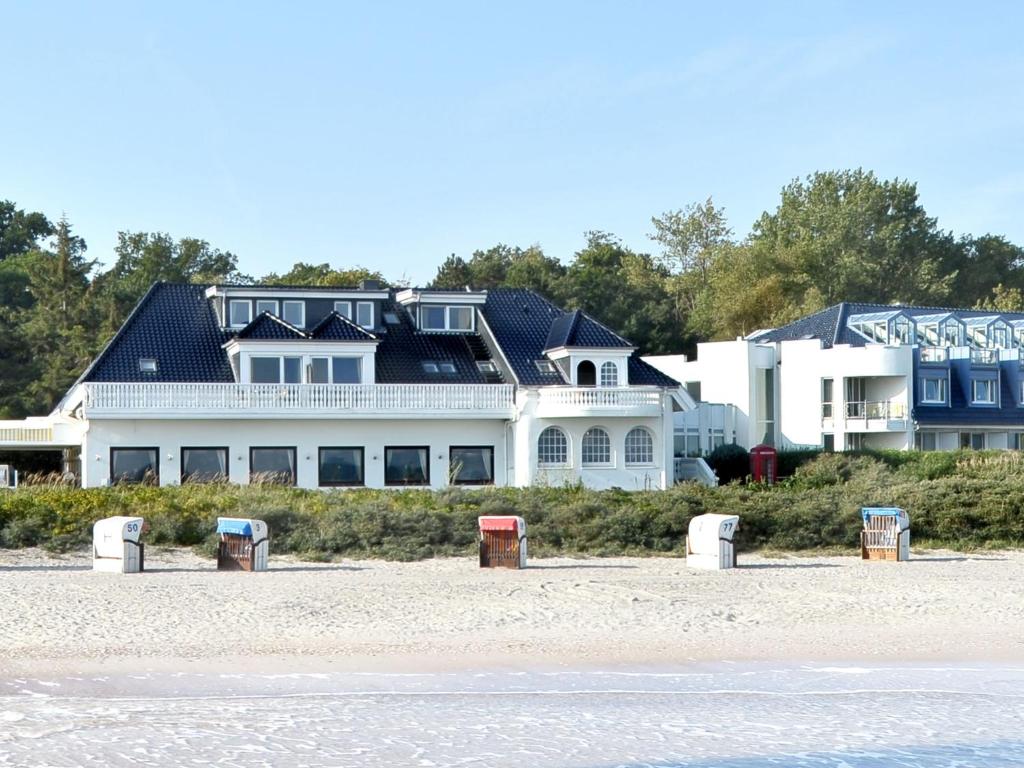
[[4, 1, 1023, 284]]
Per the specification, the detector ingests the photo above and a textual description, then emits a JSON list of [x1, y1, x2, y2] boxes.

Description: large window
[[972, 379, 996, 404], [229, 300, 251, 327], [385, 446, 430, 486], [674, 429, 700, 457], [960, 432, 986, 450], [250, 356, 302, 384], [537, 427, 568, 466], [420, 305, 472, 331], [250, 447, 296, 485], [450, 446, 494, 485], [600, 362, 618, 387], [581, 427, 611, 466], [282, 300, 305, 327], [318, 447, 364, 486], [111, 448, 159, 485], [309, 356, 361, 383], [624, 427, 654, 465], [915, 432, 937, 451], [921, 376, 947, 404], [181, 447, 228, 483], [356, 301, 374, 328]]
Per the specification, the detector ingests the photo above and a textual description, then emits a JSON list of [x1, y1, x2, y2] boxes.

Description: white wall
[[82, 419, 507, 489]]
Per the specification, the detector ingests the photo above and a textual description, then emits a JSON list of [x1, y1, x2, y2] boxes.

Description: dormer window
[[356, 301, 374, 328], [139, 358, 157, 374], [420, 305, 474, 332], [334, 301, 352, 319], [599, 361, 619, 387], [229, 300, 251, 328], [256, 300, 278, 317], [282, 300, 305, 328]]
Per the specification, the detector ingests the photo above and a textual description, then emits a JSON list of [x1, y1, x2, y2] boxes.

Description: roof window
[[139, 358, 158, 373], [383, 312, 400, 325], [534, 360, 557, 374], [422, 360, 457, 376], [476, 361, 497, 374]]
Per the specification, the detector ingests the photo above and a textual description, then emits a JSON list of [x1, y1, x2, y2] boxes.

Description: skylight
[[535, 360, 557, 374], [139, 358, 158, 373]]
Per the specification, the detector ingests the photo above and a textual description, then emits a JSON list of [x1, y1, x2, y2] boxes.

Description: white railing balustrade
[[83, 383, 515, 414], [844, 400, 908, 421], [0, 424, 54, 443], [537, 387, 662, 408]]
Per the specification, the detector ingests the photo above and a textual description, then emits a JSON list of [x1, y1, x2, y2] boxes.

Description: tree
[[429, 244, 567, 300], [946, 235, 1024, 308], [260, 262, 388, 287], [0, 200, 53, 261]]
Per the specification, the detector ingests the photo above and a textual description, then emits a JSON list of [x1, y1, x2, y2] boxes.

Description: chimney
[[360, 279, 381, 290]]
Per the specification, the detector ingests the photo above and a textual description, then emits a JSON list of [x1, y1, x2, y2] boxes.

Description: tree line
[[3, 168, 1023, 419]]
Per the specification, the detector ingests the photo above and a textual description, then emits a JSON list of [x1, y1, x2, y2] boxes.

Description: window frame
[[249, 446, 297, 486], [384, 445, 431, 486], [624, 427, 655, 466], [972, 378, 996, 404], [537, 426, 569, 467], [447, 305, 474, 331], [228, 300, 252, 328], [921, 376, 947, 404], [599, 361, 619, 388], [110, 447, 160, 486], [334, 300, 352, 319], [449, 445, 495, 486], [331, 356, 361, 384], [255, 299, 279, 317], [581, 426, 612, 467], [317, 446, 365, 487], [139, 357, 158, 374], [282, 300, 305, 328], [180, 446, 229, 484], [250, 355, 303, 384], [356, 301, 374, 328]]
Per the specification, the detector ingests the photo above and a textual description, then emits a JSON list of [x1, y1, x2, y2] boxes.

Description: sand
[[0, 547, 1021, 677]]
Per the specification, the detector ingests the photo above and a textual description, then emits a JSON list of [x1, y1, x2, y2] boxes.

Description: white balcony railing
[[970, 348, 999, 365], [536, 387, 663, 408], [919, 346, 948, 363], [845, 400, 908, 421], [0, 423, 54, 444], [82, 382, 515, 417]]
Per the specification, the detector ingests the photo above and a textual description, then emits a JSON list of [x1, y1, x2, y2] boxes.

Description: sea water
[[0, 663, 1022, 767]]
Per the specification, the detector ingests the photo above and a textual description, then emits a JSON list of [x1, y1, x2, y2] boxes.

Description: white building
[[0, 281, 691, 489], [647, 302, 1024, 453]]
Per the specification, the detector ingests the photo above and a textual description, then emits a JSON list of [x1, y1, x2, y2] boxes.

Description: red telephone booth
[[750, 444, 778, 484]]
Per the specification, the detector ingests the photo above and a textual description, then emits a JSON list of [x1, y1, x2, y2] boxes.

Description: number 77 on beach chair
[[686, 513, 740, 570], [478, 516, 527, 569]]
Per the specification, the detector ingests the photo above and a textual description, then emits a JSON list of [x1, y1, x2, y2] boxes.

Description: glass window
[[600, 362, 618, 387], [318, 447, 364, 486], [384, 446, 430, 486], [229, 300, 251, 327], [110, 448, 158, 485], [915, 432, 937, 451], [535, 360, 558, 374], [251, 357, 281, 383], [822, 434, 835, 452], [450, 446, 494, 485], [582, 427, 611, 466], [960, 432, 986, 450], [538, 427, 568, 466], [422, 306, 445, 330], [332, 357, 361, 384], [282, 300, 305, 327], [139, 358, 157, 373], [181, 447, 228, 483], [449, 306, 473, 330], [972, 379, 995, 404], [356, 301, 374, 328], [284, 357, 302, 384], [250, 447, 296, 485], [334, 301, 352, 319], [1013, 433, 1024, 450], [310, 357, 329, 384], [821, 378, 834, 418], [624, 427, 654, 465], [422, 362, 439, 374], [921, 377, 947, 404], [439, 362, 457, 375], [256, 299, 278, 316]]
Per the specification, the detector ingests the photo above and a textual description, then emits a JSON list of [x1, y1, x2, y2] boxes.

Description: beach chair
[[478, 516, 527, 569], [93, 516, 145, 573], [216, 517, 269, 572], [686, 513, 740, 570], [861, 507, 910, 561]]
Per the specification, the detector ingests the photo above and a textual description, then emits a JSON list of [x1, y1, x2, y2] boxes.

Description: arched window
[[576, 360, 596, 386], [600, 361, 618, 387], [537, 426, 568, 466], [581, 427, 611, 466], [624, 427, 654, 465]]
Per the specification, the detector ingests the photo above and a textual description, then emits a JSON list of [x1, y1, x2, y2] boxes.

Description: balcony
[[970, 349, 998, 366], [534, 386, 664, 417], [919, 346, 949, 364], [81, 383, 516, 419], [844, 400, 908, 431]]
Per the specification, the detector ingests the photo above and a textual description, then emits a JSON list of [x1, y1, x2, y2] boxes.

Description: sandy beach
[[0, 547, 1021, 676]]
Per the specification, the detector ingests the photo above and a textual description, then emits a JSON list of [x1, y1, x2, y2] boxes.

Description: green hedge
[[3, 450, 1024, 558]]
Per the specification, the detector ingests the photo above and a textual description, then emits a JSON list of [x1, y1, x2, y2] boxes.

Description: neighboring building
[[647, 302, 1024, 453], [0, 281, 688, 489]]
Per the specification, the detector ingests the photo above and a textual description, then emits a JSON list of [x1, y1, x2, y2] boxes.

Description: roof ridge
[[238, 311, 308, 338], [309, 310, 379, 340]]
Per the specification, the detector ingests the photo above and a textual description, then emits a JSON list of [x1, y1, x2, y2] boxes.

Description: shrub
[[705, 443, 750, 484]]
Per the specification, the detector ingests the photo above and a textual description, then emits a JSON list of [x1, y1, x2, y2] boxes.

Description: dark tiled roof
[[760, 302, 1024, 349], [309, 312, 378, 341], [84, 283, 235, 383], [482, 289, 678, 387], [236, 313, 306, 339]]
